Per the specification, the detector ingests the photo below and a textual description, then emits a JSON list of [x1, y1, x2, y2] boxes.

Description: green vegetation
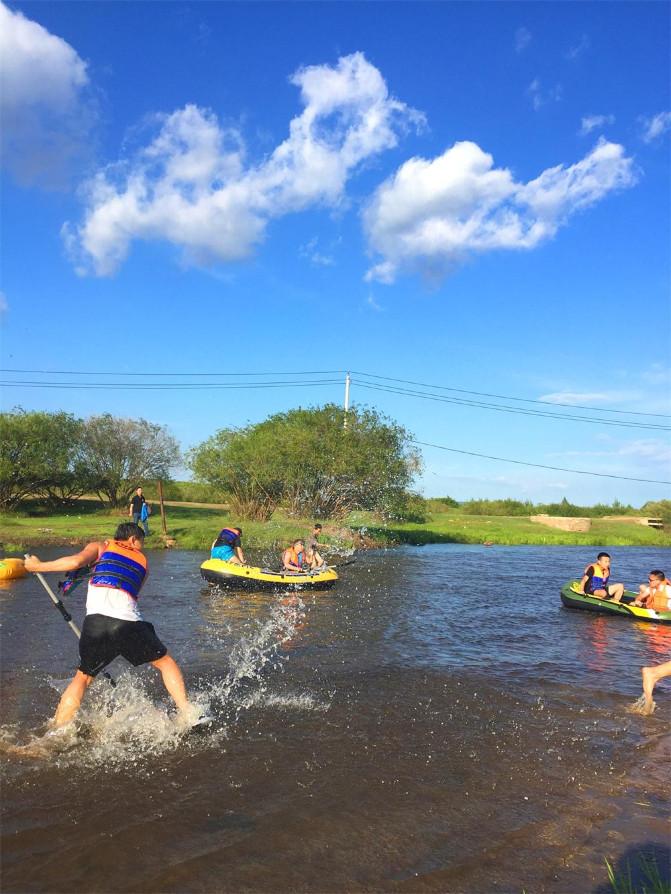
[[605, 855, 670, 894], [1, 501, 667, 553], [0, 409, 180, 510], [188, 403, 420, 521]]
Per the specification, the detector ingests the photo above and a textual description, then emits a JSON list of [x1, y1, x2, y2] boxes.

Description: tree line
[[1, 405, 422, 520]]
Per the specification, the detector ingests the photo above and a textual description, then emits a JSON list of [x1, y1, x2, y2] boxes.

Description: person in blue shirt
[[210, 526, 245, 564]]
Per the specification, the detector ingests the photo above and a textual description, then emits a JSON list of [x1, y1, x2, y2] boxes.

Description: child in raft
[[633, 570, 671, 611], [576, 552, 625, 603]]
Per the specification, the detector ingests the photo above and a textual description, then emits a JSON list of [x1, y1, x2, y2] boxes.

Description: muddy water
[[1, 545, 669, 893]]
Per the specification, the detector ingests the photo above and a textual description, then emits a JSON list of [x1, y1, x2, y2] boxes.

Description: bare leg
[[641, 660, 671, 715], [607, 583, 625, 603], [151, 654, 191, 715], [52, 670, 94, 728]]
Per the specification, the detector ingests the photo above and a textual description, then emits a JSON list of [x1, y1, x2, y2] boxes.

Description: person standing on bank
[[129, 487, 146, 527], [24, 523, 204, 729]]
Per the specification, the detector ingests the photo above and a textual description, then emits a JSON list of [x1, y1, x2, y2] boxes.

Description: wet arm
[[25, 542, 100, 573]]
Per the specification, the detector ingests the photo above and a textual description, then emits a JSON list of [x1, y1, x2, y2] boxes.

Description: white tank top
[[86, 584, 142, 622]]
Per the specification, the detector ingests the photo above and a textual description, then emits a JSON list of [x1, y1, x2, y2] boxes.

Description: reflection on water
[[1, 544, 669, 893]]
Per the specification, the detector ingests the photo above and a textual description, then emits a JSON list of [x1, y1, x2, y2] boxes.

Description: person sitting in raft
[[633, 570, 671, 610], [282, 539, 315, 573], [305, 523, 325, 569], [576, 552, 624, 603], [210, 526, 245, 565]]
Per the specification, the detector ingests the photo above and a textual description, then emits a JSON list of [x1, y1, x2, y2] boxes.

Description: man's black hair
[[313, 523, 322, 529], [115, 522, 145, 541], [650, 569, 666, 580], [597, 552, 610, 560]]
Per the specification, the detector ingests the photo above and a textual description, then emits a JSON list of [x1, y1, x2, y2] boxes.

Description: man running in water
[[638, 660, 671, 715], [25, 523, 204, 729]]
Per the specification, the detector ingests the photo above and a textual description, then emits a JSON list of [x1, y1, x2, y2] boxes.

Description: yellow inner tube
[[0, 558, 27, 580], [201, 558, 338, 585]]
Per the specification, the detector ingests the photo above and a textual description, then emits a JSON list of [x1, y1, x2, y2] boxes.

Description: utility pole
[[157, 479, 168, 535], [343, 371, 351, 429]]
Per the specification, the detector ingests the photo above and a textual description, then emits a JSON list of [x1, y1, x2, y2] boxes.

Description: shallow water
[[1, 545, 669, 893]]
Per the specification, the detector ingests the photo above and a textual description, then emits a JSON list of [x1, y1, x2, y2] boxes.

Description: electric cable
[[411, 440, 671, 486]]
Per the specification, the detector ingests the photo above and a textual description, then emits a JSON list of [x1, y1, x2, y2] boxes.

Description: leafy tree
[[0, 410, 89, 509], [188, 403, 421, 520], [80, 414, 180, 507]]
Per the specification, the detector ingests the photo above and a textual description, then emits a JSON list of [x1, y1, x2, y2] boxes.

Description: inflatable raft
[[0, 558, 27, 581], [200, 558, 338, 591], [560, 581, 671, 624]]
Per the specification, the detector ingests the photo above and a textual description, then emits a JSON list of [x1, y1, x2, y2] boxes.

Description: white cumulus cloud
[[64, 52, 423, 276], [363, 138, 637, 284], [641, 110, 671, 143], [0, 0, 95, 186]]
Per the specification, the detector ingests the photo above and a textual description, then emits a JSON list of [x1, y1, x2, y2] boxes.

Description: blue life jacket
[[585, 564, 609, 594], [214, 528, 239, 548], [90, 541, 147, 599]]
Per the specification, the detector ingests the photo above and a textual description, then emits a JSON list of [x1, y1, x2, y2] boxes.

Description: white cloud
[[566, 34, 590, 61], [527, 78, 562, 111], [0, 1, 95, 186], [580, 114, 615, 135], [552, 440, 671, 464], [300, 236, 336, 267], [64, 53, 423, 276], [515, 27, 532, 53], [641, 111, 671, 143], [364, 138, 637, 284], [539, 391, 631, 406]]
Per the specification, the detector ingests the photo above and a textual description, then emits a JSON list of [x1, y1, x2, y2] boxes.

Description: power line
[[0, 368, 345, 377], [411, 439, 671, 486], [0, 378, 343, 391], [352, 370, 671, 419], [354, 380, 671, 432]]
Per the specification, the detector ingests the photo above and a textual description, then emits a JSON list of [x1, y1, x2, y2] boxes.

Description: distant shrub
[[386, 492, 428, 523], [461, 499, 533, 516], [640, 499, 671, 524], [428, 496, 460, 510]]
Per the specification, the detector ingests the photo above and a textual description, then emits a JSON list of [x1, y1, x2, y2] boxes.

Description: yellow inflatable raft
[[0, 558, 27, 581], [201, 558, 338, 591]]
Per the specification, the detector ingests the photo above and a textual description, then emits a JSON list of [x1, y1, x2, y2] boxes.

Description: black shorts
[[78, 614, 168, 677]]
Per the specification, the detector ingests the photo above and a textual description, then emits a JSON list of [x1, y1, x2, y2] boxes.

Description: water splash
[[1, 595, 310, 772]]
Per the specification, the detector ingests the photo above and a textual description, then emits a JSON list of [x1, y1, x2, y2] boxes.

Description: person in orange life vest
[[576, 552, 624, 603], [282, 539, 316, 572], [634, 570, 671, 610], [210, 526, 245, 564], [24, 523, 200, 729]]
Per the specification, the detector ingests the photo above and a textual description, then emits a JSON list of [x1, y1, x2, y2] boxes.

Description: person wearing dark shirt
[[129, 487, 146, 526]]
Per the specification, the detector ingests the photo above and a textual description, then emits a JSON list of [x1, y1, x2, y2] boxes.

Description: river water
[[1, 545, 669, 893]]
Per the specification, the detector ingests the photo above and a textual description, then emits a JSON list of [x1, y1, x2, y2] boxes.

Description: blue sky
[[1, 1, 670, 505]]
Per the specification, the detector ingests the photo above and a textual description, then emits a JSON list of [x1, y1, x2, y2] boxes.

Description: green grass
[[0, 502, 668, 553], [352, 509, 670, 547], [605, 855, 670, 894], [0, 500, 356, 553]]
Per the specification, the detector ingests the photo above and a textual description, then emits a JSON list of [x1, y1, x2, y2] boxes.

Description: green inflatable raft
[[560, 581, 671, 624]]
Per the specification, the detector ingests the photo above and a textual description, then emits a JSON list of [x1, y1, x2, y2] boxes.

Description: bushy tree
[[80, 414, 180, 507], [189, 403, 422, 520], [0, 410, 90, 509]]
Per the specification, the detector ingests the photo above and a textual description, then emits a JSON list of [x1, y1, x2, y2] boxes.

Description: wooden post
[[157, 479, 168, 535]]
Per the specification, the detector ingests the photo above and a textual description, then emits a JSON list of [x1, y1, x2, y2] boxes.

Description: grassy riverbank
[[1, 500, 668, 553]]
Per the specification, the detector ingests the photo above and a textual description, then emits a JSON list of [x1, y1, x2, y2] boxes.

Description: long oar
[[26, 556, 116, 688]]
